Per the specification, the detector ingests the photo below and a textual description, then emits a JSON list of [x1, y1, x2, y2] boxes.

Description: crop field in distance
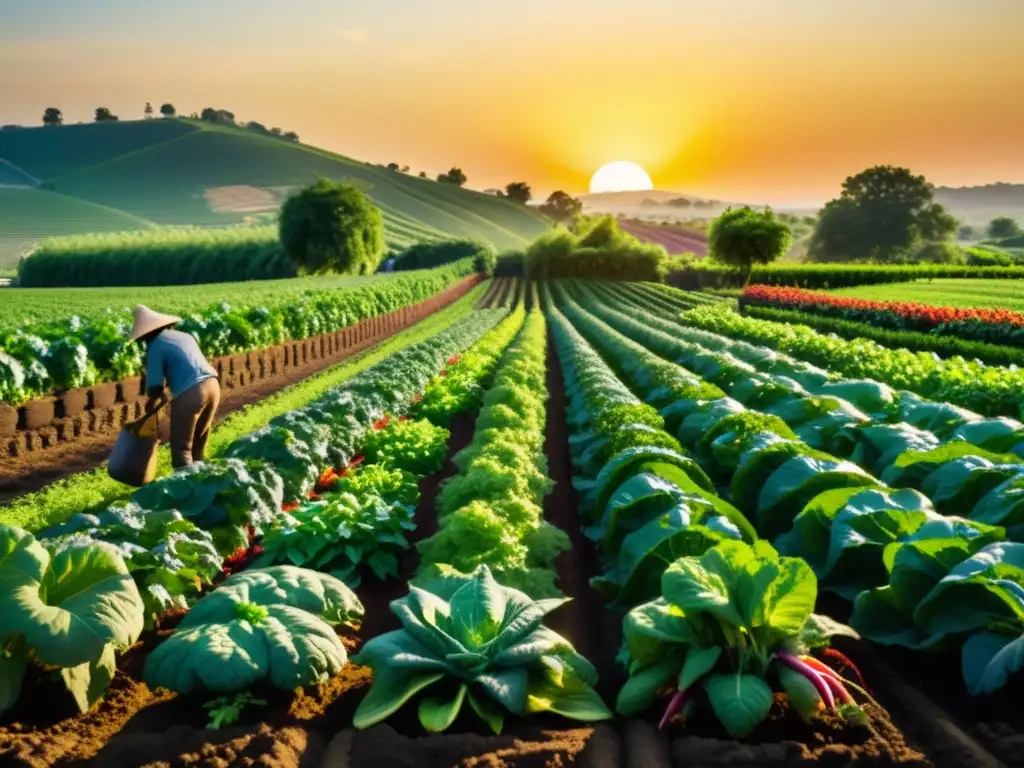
[[0, 273, 391, 326], [830, 278, 1024, 310]]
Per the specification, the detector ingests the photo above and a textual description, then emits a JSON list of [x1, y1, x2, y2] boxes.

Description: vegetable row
[[552, 280, 1024, 701], [677, 302, 1024, 419], [536, 282, 871, 736], [2, 308, 508, 716], [0, 259, 477, 404], [742, 284, 1024, 346]]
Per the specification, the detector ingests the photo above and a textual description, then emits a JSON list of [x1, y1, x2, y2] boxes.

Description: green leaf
[[661, 558, 743, 627], [615, 657, 680, 717], [418, 683, 467, 733], [2, 540, 144, 669], [703, 673, 774, 738], [799, 614, 860, 649], [758, 557, 817, 638], [61, 643, 116, 713], [678, 646, 722, 692], [475, 667, 529, 715], [467, 688, 505, 734], [354, 669, 445, 730], [962, 631, 1024, 695]]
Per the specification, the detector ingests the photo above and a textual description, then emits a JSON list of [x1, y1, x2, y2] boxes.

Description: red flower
[[282, 501, 301, 512], [411, 394, 423, 403], [373, 417, 390, 431]]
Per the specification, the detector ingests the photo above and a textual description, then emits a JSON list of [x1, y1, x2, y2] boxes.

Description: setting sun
[[589, 161, 654, 194]]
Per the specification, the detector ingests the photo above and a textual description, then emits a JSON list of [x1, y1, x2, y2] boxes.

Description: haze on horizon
[[1, 0, 1022, 207]]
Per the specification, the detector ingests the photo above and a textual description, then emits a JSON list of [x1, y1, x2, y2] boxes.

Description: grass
[[0, 273, 396, 326], [830, 279, 1024, 311], [1, 119, 550, 258], [1, 282, 488, 533], [0, 188, 151, 270]]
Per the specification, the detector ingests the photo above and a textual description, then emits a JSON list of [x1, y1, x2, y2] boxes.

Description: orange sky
[[2, 0, 1023, 205]]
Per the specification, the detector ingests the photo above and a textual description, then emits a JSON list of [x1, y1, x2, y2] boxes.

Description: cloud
[[338, 28, 369, 42]]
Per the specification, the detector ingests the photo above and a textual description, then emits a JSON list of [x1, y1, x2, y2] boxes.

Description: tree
[[437, 167, 467, 187], [42, 107, 63, 127], [279, 178, 386, 276], [418, 171, 428, 179], [200, 107, 236, 126], [144, 102, 154, 119], [386, 162, 401, 171], [94, 107, 118, 122], [809, 165, 957, 262], [708, 206, 792, 283], [504, 181, 532, 205], [539, 190, 583, 223], [270, 127, 283, 136], [160, 103, 176, 118], [282, 131, 299, 142], [988, 216, 1021, 239]]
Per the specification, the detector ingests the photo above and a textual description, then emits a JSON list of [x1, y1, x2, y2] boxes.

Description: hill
[[0, 120, 550, 268]]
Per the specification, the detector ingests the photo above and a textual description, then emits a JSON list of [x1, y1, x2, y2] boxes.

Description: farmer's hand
[[145, 387, 166, 413]]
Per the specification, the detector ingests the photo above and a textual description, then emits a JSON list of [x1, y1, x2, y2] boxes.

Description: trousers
[[170, 377, 221, 468]]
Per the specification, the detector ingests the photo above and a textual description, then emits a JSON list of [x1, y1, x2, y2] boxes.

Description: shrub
[[391, 239, 496, 275], [525, 216, 667, 281], [279, 179, 386, 275]]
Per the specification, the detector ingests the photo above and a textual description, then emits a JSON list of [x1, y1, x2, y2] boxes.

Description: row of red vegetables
[[741, 285, 1024, 330]]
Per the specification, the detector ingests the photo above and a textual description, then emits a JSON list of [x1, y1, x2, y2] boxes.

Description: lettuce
[[616, 540, 858, 736], [144, 566, 363, 695], [852, 541, 1024, 694], [353, 566, 610, 733], [0, 523, 144, 715]]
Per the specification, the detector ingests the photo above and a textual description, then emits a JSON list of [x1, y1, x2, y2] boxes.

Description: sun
[[589, 161, 654, 194]]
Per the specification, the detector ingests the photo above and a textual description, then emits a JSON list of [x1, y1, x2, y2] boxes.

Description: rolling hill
[[0, 119, 551, 268]]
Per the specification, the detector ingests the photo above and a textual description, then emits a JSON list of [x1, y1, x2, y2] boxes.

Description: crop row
[[679, 301, 1024, 419], [741, 284, 1024, 347], [552, 280, 1024, 700], [741, 304, 1024, 368], [668, 261, 1024, 291], [0, 260, 477, 404]]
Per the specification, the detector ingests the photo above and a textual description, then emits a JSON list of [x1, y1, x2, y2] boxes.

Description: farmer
[[129, 305, 220, 468]]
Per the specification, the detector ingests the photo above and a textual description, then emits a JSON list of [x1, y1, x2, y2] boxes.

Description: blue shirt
[[145, 329, 217, 398]]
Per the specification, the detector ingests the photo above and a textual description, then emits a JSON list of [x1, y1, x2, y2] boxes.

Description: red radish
[[659, 689, 686, 730], [776, 651, 836, 711]]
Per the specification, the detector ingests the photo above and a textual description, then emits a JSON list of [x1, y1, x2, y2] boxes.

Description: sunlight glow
[[589, 161, 655, 194]]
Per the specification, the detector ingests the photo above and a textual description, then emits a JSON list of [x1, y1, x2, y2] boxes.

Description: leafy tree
[[988, 216, 1021, 239], [708, 206, 792, 283], [400, 165, 409, 173], [386, 162, 401, 171], [958, 224, 976, 240], [144, 102, 154, 119], [160, 103, 176, 118], [539, 190, 583, 223], [504, 181, 532, 205], [200, 107, 236, 126], [42, 107, 63, 126], [282, 131, 299, 142], [437, 167, 467, 186], [94, 107, 118, 122], [279, 178, 386, 275], [418, 171, 428, 179], [809, 165, 956, 262], [668, 197, 692, 208], [270, 127, 282, 136]]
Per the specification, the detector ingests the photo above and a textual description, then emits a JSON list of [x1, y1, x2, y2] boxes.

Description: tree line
[[37, 104, 298, 142]]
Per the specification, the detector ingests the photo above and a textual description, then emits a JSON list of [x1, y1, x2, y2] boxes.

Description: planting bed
[[4, 279, 1024, 767]]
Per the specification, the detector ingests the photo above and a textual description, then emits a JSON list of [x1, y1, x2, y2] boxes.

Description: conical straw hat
[[128, 305, 182, 342]]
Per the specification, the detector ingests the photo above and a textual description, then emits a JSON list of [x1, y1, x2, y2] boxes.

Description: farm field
[[2, 277, 1022, 767], [617, 218, 708, 256], [0, 273, 390, 326], [0, 119, 552, 267], [830, 278, 1024, 310]]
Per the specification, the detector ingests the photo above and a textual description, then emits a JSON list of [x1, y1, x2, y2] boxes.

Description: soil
[[541, 332, 624, 698], [477, 277, 517, 310]]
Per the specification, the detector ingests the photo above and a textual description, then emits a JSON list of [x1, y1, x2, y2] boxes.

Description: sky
[[1, 0, 1023, 206]]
